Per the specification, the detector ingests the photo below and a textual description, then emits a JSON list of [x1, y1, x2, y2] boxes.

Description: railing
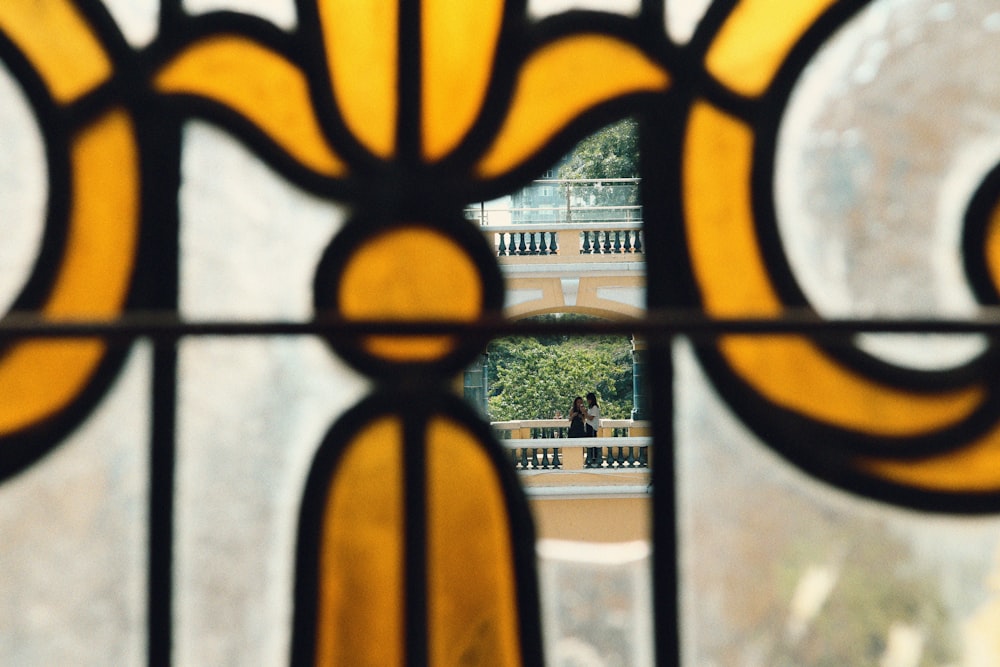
[[491, 419, 650, 470], [464, 177, 642, 228], [480, 222, 644, 257]]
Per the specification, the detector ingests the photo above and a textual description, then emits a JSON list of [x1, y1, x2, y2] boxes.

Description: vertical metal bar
[[149, 347, 177, 667], [635, 68, 686, 660], [140, 95, 182, 667], [404, 412, 429, 667], [398, 0, 422, 163], [649, 344, 680, 666], [399, 0, 426, 654]]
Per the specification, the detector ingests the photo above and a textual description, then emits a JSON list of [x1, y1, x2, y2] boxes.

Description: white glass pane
[[174, 120, 370, 664], [182, 0, 297, 31], [174, 337, 367, 665], [676, 340, 1000, 666], [664, 0, 713, 44], [0, 346, 151, 666], [528, 0, 640, 20], [774, 0, 1000, 368], [102, 0, 159, 48], [178, 121, 345, 321], [0, 59, 46, 313]]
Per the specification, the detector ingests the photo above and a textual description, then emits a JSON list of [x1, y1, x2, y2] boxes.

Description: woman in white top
[[584, 392, 602, 467], [585, 392, 601, 436]]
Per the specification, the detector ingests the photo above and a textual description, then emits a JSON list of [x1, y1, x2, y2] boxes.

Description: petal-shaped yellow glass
[[316, 416, 522, 666], [422, 0, 504, 161], [427, 418, 521, 667], [0, 111, 138, 434], [683, 101, 984, 437], [861, 432, 1000, 493], [155, 35, 347, 177], [0, 0, 111, 103], [319, 0, 397, 159], [705, 0, 838, 98], [476, 34, 669, 178], [337, 226, 483, 362], [317, 417, 403, 667]]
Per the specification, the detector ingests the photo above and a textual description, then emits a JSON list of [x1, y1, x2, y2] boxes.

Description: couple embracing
[[567, 392, 601, 438]]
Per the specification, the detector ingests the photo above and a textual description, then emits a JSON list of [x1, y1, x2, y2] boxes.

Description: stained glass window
[[3, 1, 1000, 666]]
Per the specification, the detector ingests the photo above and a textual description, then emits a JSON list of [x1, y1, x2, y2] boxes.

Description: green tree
[[486, 320, 632, 421], [558, 117, 639, 211], [559, 117, 639, 180]]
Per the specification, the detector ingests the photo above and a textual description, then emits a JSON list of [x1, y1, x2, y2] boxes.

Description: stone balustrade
[[491, 419, 651, 472], [480, 222, 644, 258]]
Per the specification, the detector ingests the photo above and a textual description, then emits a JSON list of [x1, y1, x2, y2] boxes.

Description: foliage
[[687, 438, 959, 667], [558, 117, 639, 180], [486, 316, 633, 421], [771, 524, 955, 667]]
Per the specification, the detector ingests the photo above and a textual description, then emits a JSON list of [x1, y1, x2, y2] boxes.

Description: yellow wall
[[529, 497, 650, 543]]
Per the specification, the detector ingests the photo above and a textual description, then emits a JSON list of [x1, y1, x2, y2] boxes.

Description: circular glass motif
[[315, 217, 502, 375], [774, 0, 1000, 369]]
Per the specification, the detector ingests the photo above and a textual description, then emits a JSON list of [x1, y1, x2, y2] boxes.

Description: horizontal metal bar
[[3, 310, 1000, 341]]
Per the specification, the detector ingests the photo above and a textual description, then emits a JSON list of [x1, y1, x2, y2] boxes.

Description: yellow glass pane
[[0, 0, 111, 104], [705, 0, 837, 98], [684, 101, 984, 437], [318, 0, 397, 159], [338, 227, 483, 362], [861, 429, 1000, 493], [316, 417, 403, 667], [422, 0, 504, 161], [427, 418, 520, 667], [476, 34, 669, 178], [0, 111, 138, 434], [154, 35, 347, 177], [985, 199, 1000, 292]]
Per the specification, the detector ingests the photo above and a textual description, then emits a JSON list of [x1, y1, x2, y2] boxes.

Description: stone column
[[631, 336, 647, 420], [463, 352, 490, 418]]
